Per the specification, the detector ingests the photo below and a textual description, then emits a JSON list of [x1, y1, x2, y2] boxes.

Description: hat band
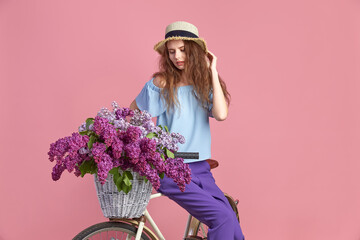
[[165, 30, 198, 39]]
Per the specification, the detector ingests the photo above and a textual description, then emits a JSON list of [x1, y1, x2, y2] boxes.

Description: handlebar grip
[[174, 152, 199, 159]]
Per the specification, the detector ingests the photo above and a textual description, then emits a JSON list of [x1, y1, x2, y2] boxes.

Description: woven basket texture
[[94, 170, 152, 219]]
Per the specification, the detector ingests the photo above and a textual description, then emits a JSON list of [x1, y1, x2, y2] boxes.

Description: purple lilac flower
[[48, 136, 71, 162], [52, 162, 67, 181], [97, 153, 114, 184], [171, 132, 185, 144], [165, 158, 191, 192], [97, 107, 116, 122], [157, 130, 177, 151], [78, 121, 93, 132], [139, 138, 157, 155], [137, 126, 148, 138], [93, 116, 117, 146], [118, 156, 131, 171], [93, 116, 109, 136], [143, 121, 155, 133], [130, 109, 152, 126], [102, 124, 117, 147], [111, 101, 120, 111], [124, 141, 141, 160], [49, 133, 89, 179], [112, 137, 124, 159], [115, 108, 134, 120], [122, 125, 142, 143], [132, 155, 147, 173], [147, 152, 165, 172], [141, 164, 160, 190], [63, 154, 81, 173], [74, 166, 81, 177], [113, 118, 129, 131], [78, 123, 87, 132], [79, 147, 90, 155], [91, 142, 107, 163], [68, 133, 89, 156]]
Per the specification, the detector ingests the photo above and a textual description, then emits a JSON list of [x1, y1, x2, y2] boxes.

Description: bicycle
[[73, 153, 241, 240]]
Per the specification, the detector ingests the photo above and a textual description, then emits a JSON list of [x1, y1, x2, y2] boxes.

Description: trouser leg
[[199, 165, 244, 240], [157, 161, 245, 240]]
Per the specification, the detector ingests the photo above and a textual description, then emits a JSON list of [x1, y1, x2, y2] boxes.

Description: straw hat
[[154, 21, 208, 54]]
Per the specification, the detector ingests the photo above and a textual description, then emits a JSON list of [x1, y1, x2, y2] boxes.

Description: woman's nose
[[175, 50, 181, 59]]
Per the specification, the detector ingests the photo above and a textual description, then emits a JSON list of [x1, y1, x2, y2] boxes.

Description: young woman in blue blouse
[[130, 21, 245, 240]]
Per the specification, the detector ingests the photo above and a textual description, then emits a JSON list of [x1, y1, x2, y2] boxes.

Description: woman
[[130, 21, 245, 240]]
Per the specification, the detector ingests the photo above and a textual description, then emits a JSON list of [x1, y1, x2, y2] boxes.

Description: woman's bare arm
[[130, 99, 139, 110], [211, 69, 228, 121], [206, 51, 228, 121]]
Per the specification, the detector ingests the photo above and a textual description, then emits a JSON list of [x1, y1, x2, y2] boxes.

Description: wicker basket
[[94, 169, 152, 219]]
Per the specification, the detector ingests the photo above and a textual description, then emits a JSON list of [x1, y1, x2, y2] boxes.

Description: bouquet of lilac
[[48, 101, 191, 193]]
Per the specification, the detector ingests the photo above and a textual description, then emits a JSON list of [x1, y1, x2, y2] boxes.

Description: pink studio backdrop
[[1, 0, 359, 239]]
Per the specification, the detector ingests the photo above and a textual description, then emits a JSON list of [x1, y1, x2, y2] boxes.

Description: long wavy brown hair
[[152, 40, 231, 113]]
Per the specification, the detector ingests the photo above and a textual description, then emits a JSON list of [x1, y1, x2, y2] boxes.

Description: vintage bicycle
[[73, 152, 240, 240]]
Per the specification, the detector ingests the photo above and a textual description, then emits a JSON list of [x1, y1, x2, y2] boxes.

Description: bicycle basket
[[94, 169, 152, 219]]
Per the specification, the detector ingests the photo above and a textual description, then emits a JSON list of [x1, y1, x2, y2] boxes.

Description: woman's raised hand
[[205, 50, 217, 71]]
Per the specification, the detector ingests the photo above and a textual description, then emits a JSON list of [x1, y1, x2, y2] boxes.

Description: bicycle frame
[[131, 192, 196, 240]]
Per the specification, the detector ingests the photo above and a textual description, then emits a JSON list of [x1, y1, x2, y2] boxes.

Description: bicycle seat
[[206, 159, 219, 169]]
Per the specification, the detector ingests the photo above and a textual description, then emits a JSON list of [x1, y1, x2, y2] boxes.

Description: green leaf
[[86, 118, 94, 129], [115, 175, 124, 192], [146, 132, 156, 139], [161, 154, 165, 161], [164, 125, 169, 132], [87, 135, 96, 150], [123, 171, 133, 180], [109, 167, 121, 185], [79, 160, 97, 177], [115, 182, 123, 192], [166, 148, 175, 159], [109, 167, 119, 176], [122, 184, 132, 194], [159, 172, 165, 179], [79, 131, 88, 136], [158, 125, 163, 130], [123, 175, 131, 186]]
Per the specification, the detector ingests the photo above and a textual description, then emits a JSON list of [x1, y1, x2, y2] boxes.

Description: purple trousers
[[157, 160, 245, 240]]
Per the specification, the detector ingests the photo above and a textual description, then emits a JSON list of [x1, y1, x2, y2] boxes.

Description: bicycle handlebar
[[174, 152, 199, 159]]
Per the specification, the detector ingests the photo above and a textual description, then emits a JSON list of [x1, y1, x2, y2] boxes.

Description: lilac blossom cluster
[[48, 101, 191, 192], [165, 157, 191, 192], [48, 133, 90, 181]]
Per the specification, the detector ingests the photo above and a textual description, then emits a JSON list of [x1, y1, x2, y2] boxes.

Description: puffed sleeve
[[135, 78, 167, 117]]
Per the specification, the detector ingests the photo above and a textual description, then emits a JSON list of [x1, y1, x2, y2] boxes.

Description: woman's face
[[167, 40, 186, 70]]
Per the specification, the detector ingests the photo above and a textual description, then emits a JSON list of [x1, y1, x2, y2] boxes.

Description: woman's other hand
[[205, 50, 217, 71]]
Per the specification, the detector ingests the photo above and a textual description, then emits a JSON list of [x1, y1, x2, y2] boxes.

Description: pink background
[[1, 0, 359, 239]]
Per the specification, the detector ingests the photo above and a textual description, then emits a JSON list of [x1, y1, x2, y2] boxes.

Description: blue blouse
[[135, 77, 213, 163]]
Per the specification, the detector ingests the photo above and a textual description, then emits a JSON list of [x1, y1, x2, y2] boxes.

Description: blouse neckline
[[150, 78, 193, 90]]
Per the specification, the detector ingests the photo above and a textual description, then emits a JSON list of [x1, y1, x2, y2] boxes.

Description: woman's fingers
[[207, 50, 217, 60], [205, 54, 211, 67], [206, 50, 217, 70]]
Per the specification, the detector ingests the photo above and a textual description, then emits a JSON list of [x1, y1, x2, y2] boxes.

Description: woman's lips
[[177, 61, 184, 65]]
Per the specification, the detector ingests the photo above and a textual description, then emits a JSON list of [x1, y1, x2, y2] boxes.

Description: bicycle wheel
[[73, 221, 151, 240], [224, 193, 240, 223]]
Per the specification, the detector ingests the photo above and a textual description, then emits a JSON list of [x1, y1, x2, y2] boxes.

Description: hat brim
[[154, 36, 208, 54]]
